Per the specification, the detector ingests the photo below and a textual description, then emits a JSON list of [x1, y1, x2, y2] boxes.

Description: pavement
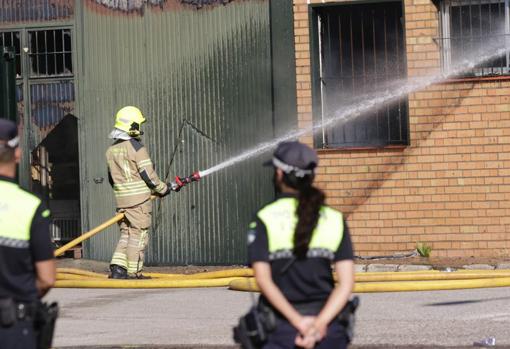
[[47, 286, 510, 348], [56, 257, 510, 275]]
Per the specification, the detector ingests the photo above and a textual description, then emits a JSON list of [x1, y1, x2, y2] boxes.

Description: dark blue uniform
[[0, 175, 54, 349], [248, 194, 354, 349]]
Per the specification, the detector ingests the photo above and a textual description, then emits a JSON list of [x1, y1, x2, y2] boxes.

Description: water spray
[[189, 43, 510, 181], [55, 41, 509, 258]]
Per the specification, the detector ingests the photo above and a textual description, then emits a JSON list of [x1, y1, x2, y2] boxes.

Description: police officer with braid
[[0, 119, 56, 348], [247, 141, 355, 349]]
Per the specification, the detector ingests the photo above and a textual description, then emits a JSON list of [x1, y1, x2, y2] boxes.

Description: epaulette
[[129, 138, 144, 152]]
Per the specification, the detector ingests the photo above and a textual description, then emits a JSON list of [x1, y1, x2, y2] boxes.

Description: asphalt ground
[[48, 287, 510, 348]]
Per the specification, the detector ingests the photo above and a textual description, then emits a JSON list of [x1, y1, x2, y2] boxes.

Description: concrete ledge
[[462, 264, 495, 270], [355, 264, 367, 272], [366, 264, 398, 272], [496, 263, 510, 270], [397, 264, 433, 271]]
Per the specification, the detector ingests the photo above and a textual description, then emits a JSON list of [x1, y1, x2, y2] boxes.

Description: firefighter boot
[[109, 264, 128, 279]]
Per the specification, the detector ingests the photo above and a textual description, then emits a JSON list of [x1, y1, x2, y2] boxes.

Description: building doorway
[[0, 28, 80, 248]]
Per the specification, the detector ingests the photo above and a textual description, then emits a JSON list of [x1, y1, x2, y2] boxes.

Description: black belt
[[0, 298, 38, 323], [292, 300, 325, 316], [260, 297, 326, 318], [14, 301, 38, 321]]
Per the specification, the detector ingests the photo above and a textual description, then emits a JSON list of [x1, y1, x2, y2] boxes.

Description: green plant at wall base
[[416, 242, 432, 258]]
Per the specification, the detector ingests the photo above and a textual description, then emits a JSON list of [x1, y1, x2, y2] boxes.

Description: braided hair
[[282, 172, 325, 259]]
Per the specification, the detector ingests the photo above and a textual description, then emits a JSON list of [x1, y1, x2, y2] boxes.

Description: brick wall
[[293, 0, 510, 257]]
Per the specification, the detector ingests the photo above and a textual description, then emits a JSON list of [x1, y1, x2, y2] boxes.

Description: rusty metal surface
[[29, 81, 75, 148], [0, 0, 74, 23], [90, 0, 233, 12]]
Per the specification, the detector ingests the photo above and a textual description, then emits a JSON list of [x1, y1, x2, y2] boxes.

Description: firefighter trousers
[[110, 199, 152, 275]]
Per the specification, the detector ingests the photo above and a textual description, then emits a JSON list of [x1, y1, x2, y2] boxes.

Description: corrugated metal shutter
[[79, 0, 275, 264]]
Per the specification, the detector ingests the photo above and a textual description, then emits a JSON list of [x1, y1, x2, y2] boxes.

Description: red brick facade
[[293, 0, 510, 257]]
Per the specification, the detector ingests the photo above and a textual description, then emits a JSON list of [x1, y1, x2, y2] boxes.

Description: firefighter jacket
[[106, 138, 168, 208]]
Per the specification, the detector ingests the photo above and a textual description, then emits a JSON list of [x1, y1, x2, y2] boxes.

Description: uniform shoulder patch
[[129, 138, 144, 152]]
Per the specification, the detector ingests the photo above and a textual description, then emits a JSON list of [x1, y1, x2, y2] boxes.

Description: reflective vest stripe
[[114, 188, 151, 197], [0, 236, 29, 248], [137, 159, 152, 168], [257, 198, 343, 254], [113, 180, 148, 190]]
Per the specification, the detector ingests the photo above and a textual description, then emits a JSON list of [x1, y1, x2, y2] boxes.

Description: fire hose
[[52, 170, 510, 292], [53, 267, 510, 291], [54, 171, 201, 257]]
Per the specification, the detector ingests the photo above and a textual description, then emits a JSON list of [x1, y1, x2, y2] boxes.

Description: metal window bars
[[0, 31, 22, 77], [317, 2, 408, 148], [439, 0, 510, 77], [28, 29, 73, 78]]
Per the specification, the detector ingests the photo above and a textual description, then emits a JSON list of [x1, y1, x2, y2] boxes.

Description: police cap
[[264, 141, 318, 177], [0, 119, 19, 148]]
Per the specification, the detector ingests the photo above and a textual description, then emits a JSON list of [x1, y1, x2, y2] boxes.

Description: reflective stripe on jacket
[[257, 197, 344, 260], [106, 138, 167, 208]]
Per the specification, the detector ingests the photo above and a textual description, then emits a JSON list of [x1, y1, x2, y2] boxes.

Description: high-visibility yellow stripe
[[114, 187, 150, 194], [123, 161, 132, 181], [137, 160, 152, 168], [127, 261, 140, 274], [114, 188, 151, 197], [113, 181, 147, 190], [139, 229, 148, 249], [111, 252, 128, 268]]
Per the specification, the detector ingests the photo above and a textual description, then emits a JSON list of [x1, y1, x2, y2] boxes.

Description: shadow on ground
[[55, 344, 510, 349]]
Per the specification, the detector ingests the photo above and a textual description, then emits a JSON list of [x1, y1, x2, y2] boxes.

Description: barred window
[[0, 31, 22, 77], [440, 0, 510, 77], [28, 29, 73, 77], [312, 2, 409, 148]]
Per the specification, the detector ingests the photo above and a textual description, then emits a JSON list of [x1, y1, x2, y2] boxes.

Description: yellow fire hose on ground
[[54, 267, 510, 292], [228, 274, 510, 293], [53, 199, 510, 292]]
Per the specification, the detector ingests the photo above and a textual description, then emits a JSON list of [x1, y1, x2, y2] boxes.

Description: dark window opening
[[314, 2, 409, 148], [32, 115, 81, 245], [28, 29, 73, 77], [0, 31, 22, 77], [440, 0, 510, 77]]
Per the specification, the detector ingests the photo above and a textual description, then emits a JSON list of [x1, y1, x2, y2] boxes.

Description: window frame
[[309, 1, 410, 150], [440, 0, 510, 76], [27, 27, 74, 79]]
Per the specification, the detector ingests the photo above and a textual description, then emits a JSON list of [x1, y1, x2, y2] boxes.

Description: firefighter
[[247, 141, 355, 349], [106, 106, 176, 279], [0, 119, 57, 348]]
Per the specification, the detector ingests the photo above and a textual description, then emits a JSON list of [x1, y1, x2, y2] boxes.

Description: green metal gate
[[78, 0, 295, 265]]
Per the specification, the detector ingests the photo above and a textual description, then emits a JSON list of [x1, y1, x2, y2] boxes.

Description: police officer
[[247, 141, 355, 349], [107, 106, 179, 279], [0, 119, 56, 348]]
